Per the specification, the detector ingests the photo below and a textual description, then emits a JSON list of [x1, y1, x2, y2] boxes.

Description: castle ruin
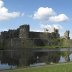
[[0, 24, 60, 47], [0, 24, 71, 66]]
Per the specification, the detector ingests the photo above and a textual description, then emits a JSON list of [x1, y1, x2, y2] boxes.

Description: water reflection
[[1, 48, 72, 69], [59, 53, 72, 63], [1, 54, 72, 69], [0, 63, 16, 70], [69, 54, 72, 61], [59, 56, 66, 62]]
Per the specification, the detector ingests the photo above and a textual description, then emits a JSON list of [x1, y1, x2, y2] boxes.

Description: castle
[[0, 24, 71, 66], [0, 24, 60, 48]]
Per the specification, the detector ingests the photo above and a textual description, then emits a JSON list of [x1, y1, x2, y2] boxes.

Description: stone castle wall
[[0, 24, 60, 48]]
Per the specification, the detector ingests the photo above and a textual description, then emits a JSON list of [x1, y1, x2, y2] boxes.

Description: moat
[[0, 47, 72, 70]]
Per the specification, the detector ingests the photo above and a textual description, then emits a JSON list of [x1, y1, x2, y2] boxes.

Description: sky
[[0, 0, 72, 38]]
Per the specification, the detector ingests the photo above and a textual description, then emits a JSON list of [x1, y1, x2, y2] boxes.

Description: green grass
[[33, 45, 70, 49], [1, 62, 72, 72]]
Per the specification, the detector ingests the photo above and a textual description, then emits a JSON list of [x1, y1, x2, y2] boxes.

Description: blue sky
[[0, 0, 72, 38]]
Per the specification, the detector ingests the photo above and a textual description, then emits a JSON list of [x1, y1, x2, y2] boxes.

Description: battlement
[[20, 24, 29, 28]]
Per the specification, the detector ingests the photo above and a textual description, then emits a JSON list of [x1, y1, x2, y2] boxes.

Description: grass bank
[[1, 62, 72, 72]]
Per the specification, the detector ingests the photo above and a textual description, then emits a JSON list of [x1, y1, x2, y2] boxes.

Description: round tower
[[19, 24, 29, 38]]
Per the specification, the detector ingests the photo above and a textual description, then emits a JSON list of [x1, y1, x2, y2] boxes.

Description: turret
[[54, 28, 60, 38], [64, 30, 70, 39], [19, 24, 29, 38], [54, 28, 59, 33]]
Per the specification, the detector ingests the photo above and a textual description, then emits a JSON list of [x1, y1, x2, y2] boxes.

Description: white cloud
[[0, 0, 24, 20], [40, 24, 62, 32], [49, 14, 69, 22], [31, 24, 63, 34], [33, 7, 56, 20], [30, 29, 43, 32], [33, 7, 69, 23]]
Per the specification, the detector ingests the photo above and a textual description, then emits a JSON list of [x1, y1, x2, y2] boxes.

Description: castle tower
[[54, 28, 59, 33], [64, 30, 70, 39], [54, 28, 60, 37], [19, 24, 29, 38]]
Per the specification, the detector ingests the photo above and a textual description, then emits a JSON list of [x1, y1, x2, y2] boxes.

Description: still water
[[0, 48, 72, 70], [59, 53, 72, 62], [0, 63, 16, 70], [0, 55, 72, 70]]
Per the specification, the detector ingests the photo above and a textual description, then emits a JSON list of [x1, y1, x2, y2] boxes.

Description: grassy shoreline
[[1, 62, 72, 72]]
